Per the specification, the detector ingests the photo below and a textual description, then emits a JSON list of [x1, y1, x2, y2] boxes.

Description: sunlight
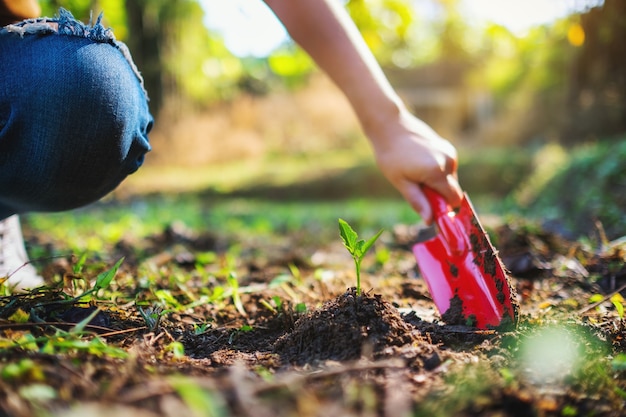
[[199, 0, 287, 57], [460, 0, 603, 35], [518, 326, 582, 385], [199, 0, 604, 57]]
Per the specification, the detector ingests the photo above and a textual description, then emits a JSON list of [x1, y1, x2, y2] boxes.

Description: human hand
[[367, 109, 463, 223]]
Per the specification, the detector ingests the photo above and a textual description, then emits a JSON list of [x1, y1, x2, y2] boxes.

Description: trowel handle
[[422, 186, 468, 256]]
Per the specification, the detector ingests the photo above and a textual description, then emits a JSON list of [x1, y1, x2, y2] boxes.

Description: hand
[[367, 109, 464, 223]]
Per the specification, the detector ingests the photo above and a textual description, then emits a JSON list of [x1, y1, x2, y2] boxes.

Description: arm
[[263, 0, 463, 222]]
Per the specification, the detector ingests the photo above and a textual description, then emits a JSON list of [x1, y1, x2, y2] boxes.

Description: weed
[[338, 218, 383, 296], [56, 257, 124, 304], [193, 323, 213, 335], [227, 271, 246, 317], [588, 293, 625, 318], [259, 299, 277, 313], [1, 359, 44, 381], [138, 305, 165, 332], [0, 258, 127, 360]]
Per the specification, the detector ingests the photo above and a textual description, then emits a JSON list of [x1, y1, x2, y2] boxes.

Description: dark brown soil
[[1, 218, 625, 417], [274, 288, 420, 364]]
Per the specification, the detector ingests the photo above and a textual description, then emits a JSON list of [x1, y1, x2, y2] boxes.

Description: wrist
[[358, 96, 406, 139]]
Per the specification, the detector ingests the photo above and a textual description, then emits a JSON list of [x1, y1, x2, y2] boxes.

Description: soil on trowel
[[440, 293, 468, 326], [274, 287, 424, 365]]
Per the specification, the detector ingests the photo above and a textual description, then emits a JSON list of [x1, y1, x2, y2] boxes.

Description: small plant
[[193, 323, 212, 335], [138, 305, 165, 332], [589, 293, 625, 319], [338, 219, 383, 296], [227, 271, 247, 317]]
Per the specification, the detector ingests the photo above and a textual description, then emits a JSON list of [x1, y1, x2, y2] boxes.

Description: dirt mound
[[274, 288, 427, 365]]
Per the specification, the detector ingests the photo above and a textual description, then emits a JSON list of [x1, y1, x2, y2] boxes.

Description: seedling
[[338, 219, 383, 296], [193, 323, 212, 335], [227, 271, 247, 317], [138, 305, 165, 332]]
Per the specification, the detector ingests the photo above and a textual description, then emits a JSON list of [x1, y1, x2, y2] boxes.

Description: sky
[[199, 0, 604, 57]]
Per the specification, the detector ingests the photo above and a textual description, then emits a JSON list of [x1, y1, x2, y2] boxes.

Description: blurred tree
[[564, 0, 626, 142], [435, 0, 472, 61], [40, 0, 97, 20], [346, 0, 478, 67], [124, 0, 166, 114], [40, 0, 127, 38], [40, 0, 255, 113], [346, 0, 415, 66]]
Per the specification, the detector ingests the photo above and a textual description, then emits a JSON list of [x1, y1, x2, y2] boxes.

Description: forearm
[[264, 0, 463, 217], [263, 0, 406, 139]]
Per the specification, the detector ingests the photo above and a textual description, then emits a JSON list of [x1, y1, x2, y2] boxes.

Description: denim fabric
[[0, 9, 152, 220]]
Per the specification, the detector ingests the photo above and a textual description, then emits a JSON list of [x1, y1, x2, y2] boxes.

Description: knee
[[0, 14, 153, 215]]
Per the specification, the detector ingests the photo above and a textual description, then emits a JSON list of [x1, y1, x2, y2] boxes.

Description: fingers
[[430, 174, 464, 209], [398, 174, 464, 224], [399, 180, 433, 224]]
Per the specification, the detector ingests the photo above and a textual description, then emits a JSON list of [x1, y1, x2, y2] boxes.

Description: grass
[[23, 196, 420, 254], [6, 158, 626, 417], [118, 148, 374, 197]]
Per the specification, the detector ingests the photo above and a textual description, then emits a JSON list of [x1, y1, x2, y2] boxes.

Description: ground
[[1, 205, 626, 417]]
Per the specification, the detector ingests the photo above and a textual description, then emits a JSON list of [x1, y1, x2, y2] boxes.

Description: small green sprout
[[338, 219, 383, 296], [227, 272, 247, 317], [138, 305, 165, 332], [165, 341, 186, 359], [193, 323, 212, 335]]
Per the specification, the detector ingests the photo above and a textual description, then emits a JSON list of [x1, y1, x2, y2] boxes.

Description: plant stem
[[355, 258, 362, 296]]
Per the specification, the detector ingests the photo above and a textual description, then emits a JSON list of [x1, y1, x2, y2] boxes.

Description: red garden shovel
[[412, 187, 518, 329]]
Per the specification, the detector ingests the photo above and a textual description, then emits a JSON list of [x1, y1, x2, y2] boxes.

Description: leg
[[0, 10, 153, 288], [0, 10, 153, 216]]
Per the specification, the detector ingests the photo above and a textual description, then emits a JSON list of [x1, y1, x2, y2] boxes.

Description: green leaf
[[589, 294, 604, 304], [72, 253, 88, 275], [612, 296, 625, 319], [338, 219, 358, 253], [361, 229, 384, 256], [94, 257, 124, 291], [338, 218, 385, 296]]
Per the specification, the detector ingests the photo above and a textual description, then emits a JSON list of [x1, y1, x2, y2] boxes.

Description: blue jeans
[[0, 9, 152, 221]]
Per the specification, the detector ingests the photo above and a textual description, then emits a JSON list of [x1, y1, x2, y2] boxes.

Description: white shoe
[[0, 215, 44, 291]]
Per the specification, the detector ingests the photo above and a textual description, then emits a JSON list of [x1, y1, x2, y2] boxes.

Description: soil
[[1, 219, 625, 416]]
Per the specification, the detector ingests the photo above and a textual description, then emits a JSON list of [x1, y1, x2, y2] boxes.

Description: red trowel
[[412, 187, 518, 329]]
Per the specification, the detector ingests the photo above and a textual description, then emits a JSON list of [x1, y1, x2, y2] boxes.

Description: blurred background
[[36, 0, 626, 239]]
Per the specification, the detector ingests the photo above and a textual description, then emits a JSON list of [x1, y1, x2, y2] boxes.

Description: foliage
[[38, 0, 624, 145], [338, 218, 383, 295], [160, 1, 246, 105], [267, 46, 314, 87], [564, 0, 626, 141], [346, 0, 417, 66], [0, 259, 128, 359], [7, 189, 626, 416], [479, 19, 577, 100], [40, 0, 128, 38], [516, 139, 626, 240]]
